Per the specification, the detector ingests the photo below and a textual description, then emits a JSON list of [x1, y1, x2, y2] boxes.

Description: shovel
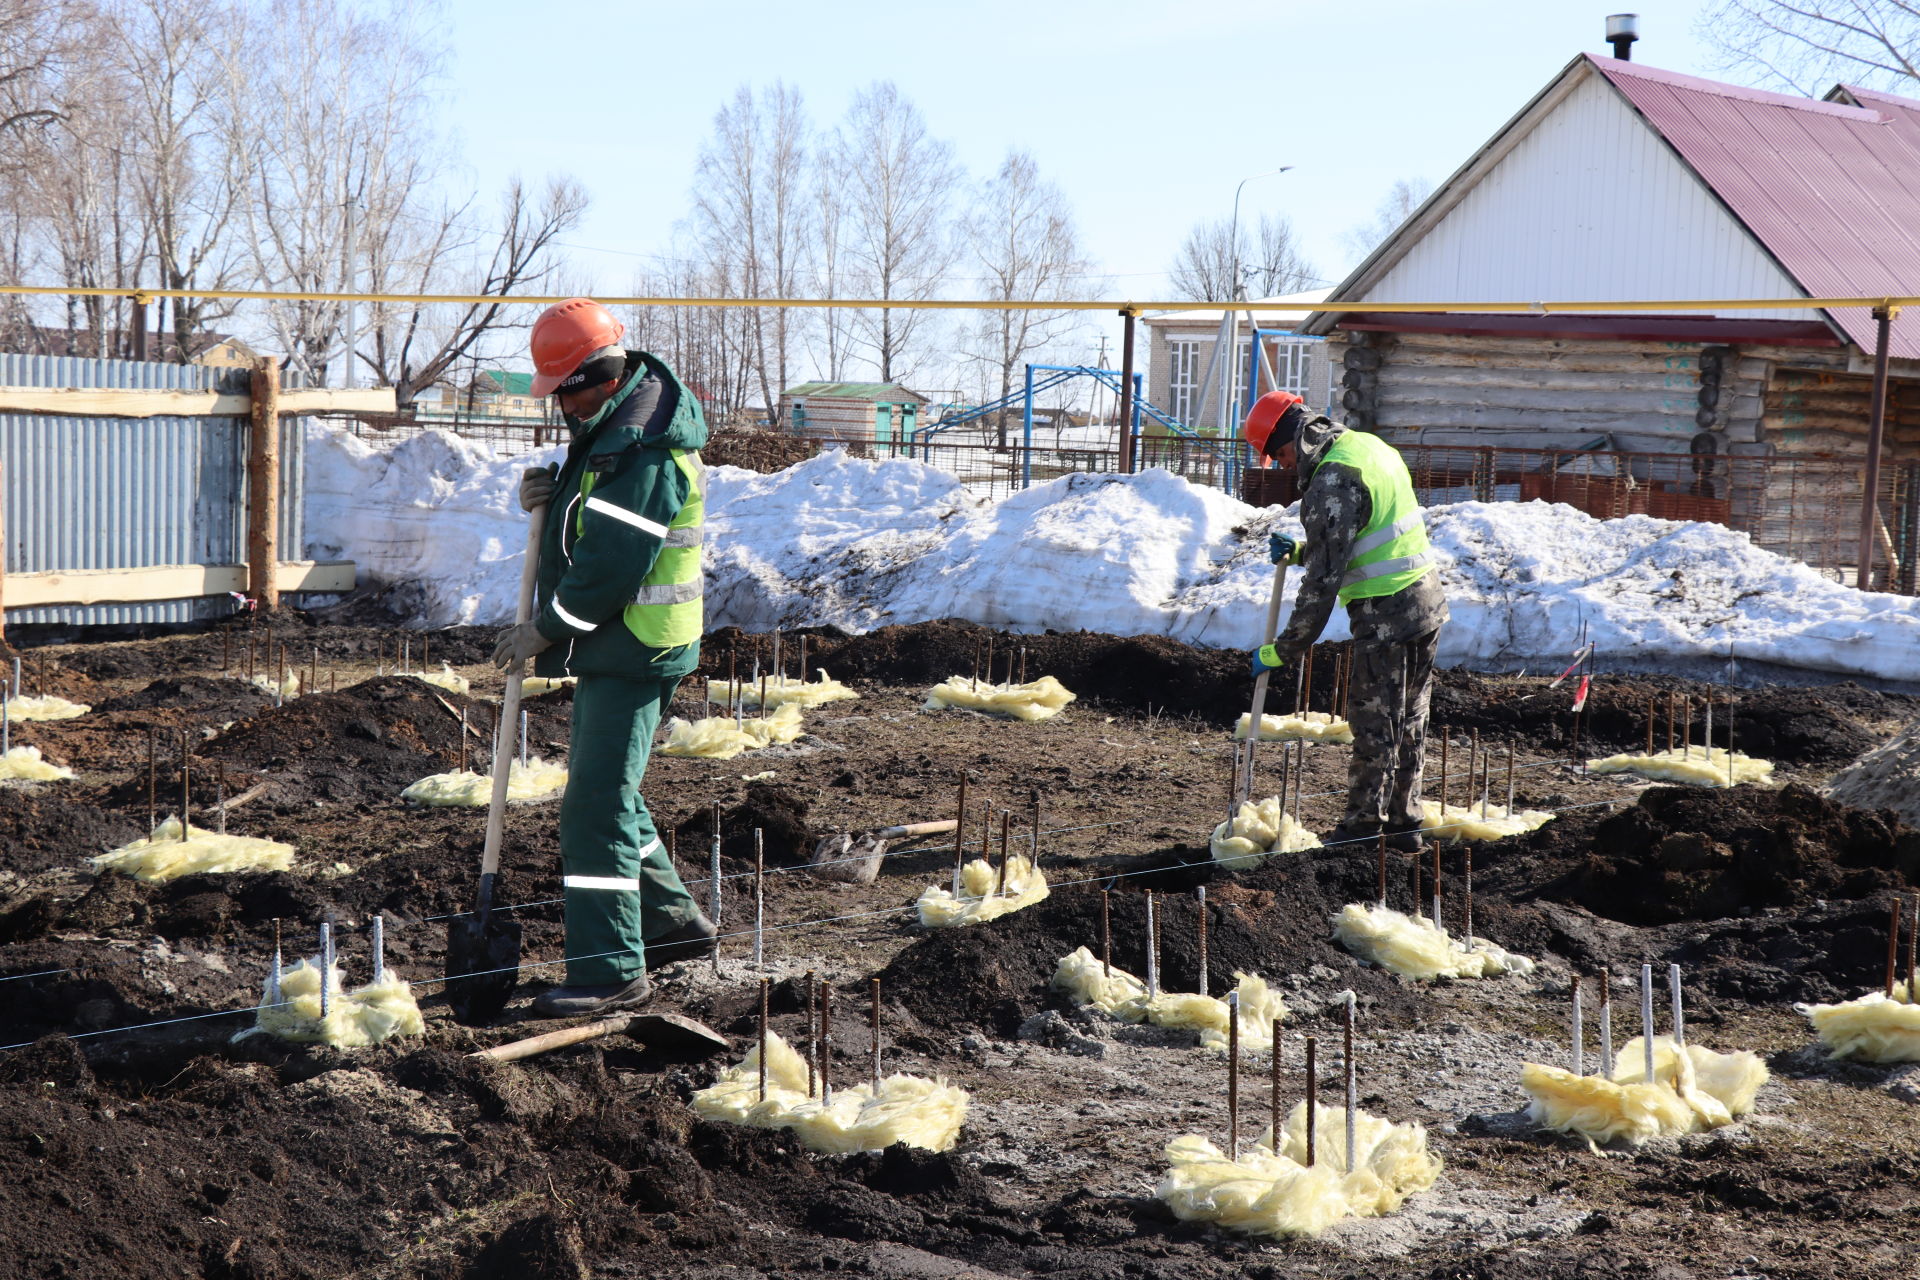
[[811, 819, 958, 884], [1237, 558, 1292, 805], [446, 502, 544, 1024], [468, 1011, 729, 1064]]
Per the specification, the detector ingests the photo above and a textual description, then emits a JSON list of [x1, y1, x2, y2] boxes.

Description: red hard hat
[[529, 298, 625, 397], [1244, 390, 1304, 460]]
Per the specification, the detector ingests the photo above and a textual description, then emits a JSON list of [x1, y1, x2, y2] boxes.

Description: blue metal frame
[[910, 363, 1232, 488]]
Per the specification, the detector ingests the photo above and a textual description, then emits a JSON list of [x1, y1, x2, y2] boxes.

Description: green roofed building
[[779, 381, 927, 446]]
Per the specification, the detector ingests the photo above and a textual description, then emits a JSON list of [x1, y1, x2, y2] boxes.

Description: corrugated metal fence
[[0, 354, 305, 626]]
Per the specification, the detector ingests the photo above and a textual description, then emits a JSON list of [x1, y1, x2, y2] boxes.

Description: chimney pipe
[[1606, 13, 1639, 61]]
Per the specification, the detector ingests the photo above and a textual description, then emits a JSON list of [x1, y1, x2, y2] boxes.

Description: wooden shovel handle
[[469, 1014, 632, 1063], [877, 819, 960, 839]]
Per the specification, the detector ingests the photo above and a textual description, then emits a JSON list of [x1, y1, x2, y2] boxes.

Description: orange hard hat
[[1244, 390, 1305, 460], [529, 298, 625, 397]]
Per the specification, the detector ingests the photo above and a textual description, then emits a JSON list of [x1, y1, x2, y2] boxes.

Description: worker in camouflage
[[1243, 391, 1448, 852]]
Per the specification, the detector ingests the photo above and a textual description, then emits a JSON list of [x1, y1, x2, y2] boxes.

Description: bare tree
[[1700, 0, 1920, 93], [807, 143, 852, 382], [962, 149, 1094, 445], [690, 82, 811, 427], [1340, 177, 1432, 263], [832, 82, 961, 383], [1170, 213, 1318, 301]]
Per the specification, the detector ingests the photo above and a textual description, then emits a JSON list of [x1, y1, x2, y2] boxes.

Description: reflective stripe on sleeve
[[1347, 512, 1423, 560], [564, 875, 641, 892], [551, 597, 599, 632], [585, 495, 669, 539]]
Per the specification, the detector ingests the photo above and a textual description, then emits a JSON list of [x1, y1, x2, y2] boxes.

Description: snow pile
[[0, 745, 75, 781], [1799, 985, 1920, 1063], [93, 817, 296, 882], [1332, 903, 1534, 980], [1158, 1102, 1442, 1239], [692, 1030, 969, 1154], [1210, 795, 1323, 868], [1234, 710, 1351, 744], [1052, 946, 1287, 1053], [304, 428, 1920, 681]]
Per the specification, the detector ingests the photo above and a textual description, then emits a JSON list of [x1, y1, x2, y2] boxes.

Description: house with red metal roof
[[1303, 53, 1920, 590]]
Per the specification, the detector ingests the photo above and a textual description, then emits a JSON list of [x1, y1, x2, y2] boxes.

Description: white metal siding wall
[[1, 355, 304, 626], [1365, 73, 1816, 322]]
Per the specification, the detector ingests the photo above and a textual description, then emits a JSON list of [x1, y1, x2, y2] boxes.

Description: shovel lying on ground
[[445, 503, 543, 1024], [468, 1011, 728, 1064], [811, 819, 958, 884]]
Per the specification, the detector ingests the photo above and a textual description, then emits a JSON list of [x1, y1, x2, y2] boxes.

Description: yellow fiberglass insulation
[[916, 855, 1049, 927], [92, 817, 295, 882], [659, 701, 806, 759], [709, 670, 859, 710], [0, 745, 75, 781], [1157, 1100, 1443, 1239], [4, 694, 89, 722], [400, 756, 569, 806], [1332, 903, 1535, 980], [922, 675, 1076, 722], [406, 663, 471, 695], [240, 958, 425, 1048], [1419, 800, 1555, 843], [692, 1031, 970, 1154], [1586, 746, 1773, 788], [1210, 795, 1323, 868], [1520, 1034, 1768, 1147], [1051, 946, 1287, 1052], [251, 672, 301, 699], [1799, 983, 1920, 1063], [1233, 710, 1353, 745], [522, 676, 577, 696]]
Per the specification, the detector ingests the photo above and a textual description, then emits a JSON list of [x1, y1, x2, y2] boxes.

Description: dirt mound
[[91, 675, 278, 722], [0, 782, 144, 874], [1824, 716, 1920, 828], [1518, 784, 1920, 926], [1430, 671, 1912, 766], [673, 781, 817, 866], [879, 844, 1445, 1043]]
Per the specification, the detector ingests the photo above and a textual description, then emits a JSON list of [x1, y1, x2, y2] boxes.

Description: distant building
[[6, 324, 257, 366], [464, 371, 551, 421], [779, 381, 928, 446], [1142, 291, 1334, 436]]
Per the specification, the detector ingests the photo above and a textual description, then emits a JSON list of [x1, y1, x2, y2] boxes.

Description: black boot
[[645, 911, 718, 969]]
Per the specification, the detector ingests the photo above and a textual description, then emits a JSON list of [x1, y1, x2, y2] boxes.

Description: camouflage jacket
[[1271, 415, 1449, 654]]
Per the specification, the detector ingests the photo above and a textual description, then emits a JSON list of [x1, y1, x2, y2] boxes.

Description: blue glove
[[1250, 643, 1285, 678], [1268, 531, 1298, 565]]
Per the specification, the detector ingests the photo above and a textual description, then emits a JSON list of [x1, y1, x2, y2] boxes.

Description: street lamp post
[[1220, 167, 1292, 490], [1229, 166, 1293, 302]]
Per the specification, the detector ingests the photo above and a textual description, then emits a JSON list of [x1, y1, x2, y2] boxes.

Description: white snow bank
[[303, 426, 1920, 683]]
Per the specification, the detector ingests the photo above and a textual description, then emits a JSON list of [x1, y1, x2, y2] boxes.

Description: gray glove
[[518, 464, 557, 513], [491, 620, 553, 670]]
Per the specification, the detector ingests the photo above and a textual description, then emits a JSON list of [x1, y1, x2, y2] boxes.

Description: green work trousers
[[559, 673, 698, 985]]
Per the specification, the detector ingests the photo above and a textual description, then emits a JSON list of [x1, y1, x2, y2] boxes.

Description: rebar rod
[[1600, 967, 1613, 1077], [1463, 847, 1474, 946], [319, 921, 334, 1019], [1571, 976, 1584, 1076], [1908, 895, 1918, 1002], [180, 733, 191, 841], [753, 830, 765, 965], [371, 914, 385, 983], [147, 729, 157, 836], [1195, 885, 1209, 995], [1100, 890, 1111, 978], [709, 803, 723, 925], [996, 810, 1011, 897], [1344, 992, 1357, 1173], [1669, 963, 1685, 1047], [1439, 728, 1450, 814], [1304, 1036, 1317, 1167], [1145, 892, 1159, 997], [820, 979, 833, 1105], [952, 774, 968, 897], [1640, 964, 1656, 1083], [1431, 841, 1442, 927], [1227, 991, 1240, 1160], [805, 969, 817, 1098], [870, 976, 882, 1088], [1270, 1017, 1282, 1150], [758, 977, 770, 1101], [1888, 899, 1903, 999], [270, 918, 283, 1004], [1376, 834, 1388, 908]]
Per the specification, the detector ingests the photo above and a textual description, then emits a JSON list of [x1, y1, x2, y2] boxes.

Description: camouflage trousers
[[1343, 627, 1440, 832]]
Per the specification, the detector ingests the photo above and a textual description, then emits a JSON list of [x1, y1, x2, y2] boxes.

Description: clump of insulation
[[659, 701, 806, 759], [522, 676, 577, 696], [923, 675, 1075, 722], [92, 817, 295, 883], [692, 1030, 969, 1154], [1052, 946, 1287, 1052], [0, 745, 75, 781], [404, 664, 470, 695], [1332, 903, 1534, 980], [251, 672, 301, 699], [4, 694, 89, 722], [1799, 983, 1920, 1063], [1520, 1034, 1768, 1147], [709, 670, 859, 710], [1210, 795, 1323, 868], [916, 855, 1049, 927], [239, 958, 424, 1048], [1586, 747, 1773, 788], [400, 757, 569, 806], [1233, 710, 1353, 745], [1419, 800, 1555, 843], [1157, 1101, 1443, 1238]]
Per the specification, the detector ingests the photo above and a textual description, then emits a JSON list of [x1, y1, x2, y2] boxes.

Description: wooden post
[[1858, 305, 1897, 591], [1117, 309, 1137, 474], [247, 356, 283, 609]]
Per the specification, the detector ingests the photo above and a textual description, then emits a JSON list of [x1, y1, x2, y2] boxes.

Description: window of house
[[1168, 335, 1315, 427]]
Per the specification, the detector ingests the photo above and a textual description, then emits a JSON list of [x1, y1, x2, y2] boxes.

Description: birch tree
[[1169, 213, 1317, 301], [1701, 0, 1920, 93]]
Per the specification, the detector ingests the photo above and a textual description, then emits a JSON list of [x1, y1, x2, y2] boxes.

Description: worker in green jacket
[[491, 297, 716, 1017]]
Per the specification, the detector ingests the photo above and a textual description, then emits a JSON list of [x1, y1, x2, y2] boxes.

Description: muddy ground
[[3, 615, 1919, 1279]]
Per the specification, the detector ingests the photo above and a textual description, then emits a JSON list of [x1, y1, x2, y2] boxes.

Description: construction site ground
[[3, 616, 1919, 1280]]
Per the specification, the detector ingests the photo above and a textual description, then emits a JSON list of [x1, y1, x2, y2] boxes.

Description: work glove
[[491, 621, 554, 670], [1267, 531, 1300, 565], [518, 464, 557, 513], [1250, 643, 1287, 679]]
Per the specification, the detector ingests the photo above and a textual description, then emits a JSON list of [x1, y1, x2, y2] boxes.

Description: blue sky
[[440, 0, 1720, 371]]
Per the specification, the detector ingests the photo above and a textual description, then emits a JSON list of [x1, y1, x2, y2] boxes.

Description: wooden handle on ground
[[878, 820, 960, 839], [469, 1015, 632, 1063], [480, 503, 546, 880]]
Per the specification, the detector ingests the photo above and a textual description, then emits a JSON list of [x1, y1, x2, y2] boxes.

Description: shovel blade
[[445, 915, 523, 1025], [629, 1012, 730, 1060], [813, 834, 886, 884]]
